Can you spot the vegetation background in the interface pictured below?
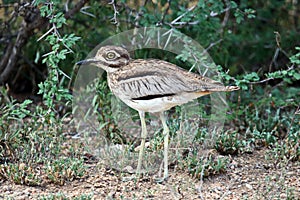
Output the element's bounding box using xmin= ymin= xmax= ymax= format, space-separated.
xmin=0 ymin=0 xmax=299 ymax=199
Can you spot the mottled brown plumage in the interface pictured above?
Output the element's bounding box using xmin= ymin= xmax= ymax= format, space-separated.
xmin=77 ymin=45 xmax=239 ymax=181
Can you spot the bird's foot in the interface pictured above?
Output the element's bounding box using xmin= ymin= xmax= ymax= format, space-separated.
xmin=153 ymin=173 xmax=168 ymax=183
xmin=121 ymin=175 xmax=140 ymax=182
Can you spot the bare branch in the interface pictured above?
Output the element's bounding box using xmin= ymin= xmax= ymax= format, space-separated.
xmin=221 ymin=0 xmax=231 ymax=30
xmin=0 ymin=0 xmax=89 ymax=85
xmin=64 ymin=0 xmax=89 ymax=19
xmin=157 ymin=0 xmax=171 ymax=26
xmin=0 ymin=5 xmax=47 ymax=85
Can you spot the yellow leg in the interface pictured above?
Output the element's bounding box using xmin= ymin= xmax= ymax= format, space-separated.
xmin=137 ymin=111 xmax=147 ymax=178
xmin=160 ymin=112 xmax=169 ymax=180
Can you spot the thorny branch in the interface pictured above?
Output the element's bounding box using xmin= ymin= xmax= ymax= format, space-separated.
xmin=160 ymin=2 xmax=232 ymax=29
xmin=249 ymin=64 xmax=298 ymax=84
xmin=108 ymin=0 xmax=119 ymax=26
xmin=168 ymin=5 xmax=199 ymax=28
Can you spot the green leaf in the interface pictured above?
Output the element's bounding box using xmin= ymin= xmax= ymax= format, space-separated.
xmin=293 ymin=72 xmax=300 ymax=80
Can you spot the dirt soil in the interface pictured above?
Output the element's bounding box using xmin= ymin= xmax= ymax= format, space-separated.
xmin=1 ymin=148 xmax=299 ymax=200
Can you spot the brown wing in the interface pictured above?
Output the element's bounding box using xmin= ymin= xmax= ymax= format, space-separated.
xmin=110 ymin=59 xmax=234 ymax=100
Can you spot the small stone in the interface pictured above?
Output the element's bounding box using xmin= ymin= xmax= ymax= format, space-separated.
xmin=280 ymin=193 xmax=287 ymax=199
xmin=245 ymin=183 xmax=253 ymax=190
xmin=2 ymin=185 xmax=12 ymax=192
xmin=19 ymin=163 xmax=26 ymax=170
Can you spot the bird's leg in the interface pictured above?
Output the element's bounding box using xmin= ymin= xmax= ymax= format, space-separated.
xmin=136 ymin=111 xmax=147 ymax=179
xmin=160 ymin=111 xmax=169 ymax=180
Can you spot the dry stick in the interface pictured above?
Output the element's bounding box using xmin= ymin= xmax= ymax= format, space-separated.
xmin=220 ymin=0 xmax=231 ymax=33
xmin=0 ymin=0 xmax=89 ymax=85
xmin=0 ymin=8 xmax=47 ymax=85
xmin=158 ymin=0 xmax=171 ymax=26
xmin=268 ymin=31 xmax=290 ymax=73
xmin=131 ymin=4 xmax=145 ymax=46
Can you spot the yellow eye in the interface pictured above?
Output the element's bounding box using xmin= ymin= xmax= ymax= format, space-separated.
xmin=106 ymin=52 xmax=116 ymax=59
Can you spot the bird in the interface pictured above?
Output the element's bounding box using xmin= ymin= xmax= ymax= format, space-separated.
xmin=76 ymin=45 xmax=239 ymax=181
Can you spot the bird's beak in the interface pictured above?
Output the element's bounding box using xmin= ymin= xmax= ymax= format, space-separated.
xmin=76 ymin=58 xmax=97 ymax=65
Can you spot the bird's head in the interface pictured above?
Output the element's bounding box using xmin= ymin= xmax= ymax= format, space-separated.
xmin=76 ymin=45 xmax=130 ymax=73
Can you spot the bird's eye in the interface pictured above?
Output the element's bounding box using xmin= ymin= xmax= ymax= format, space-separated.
xmin=106 ymin=52 xmax=116 ymax=60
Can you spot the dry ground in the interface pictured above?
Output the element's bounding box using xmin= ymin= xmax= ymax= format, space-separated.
xmin=1 ymin=148 xmax=299 ymax=200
